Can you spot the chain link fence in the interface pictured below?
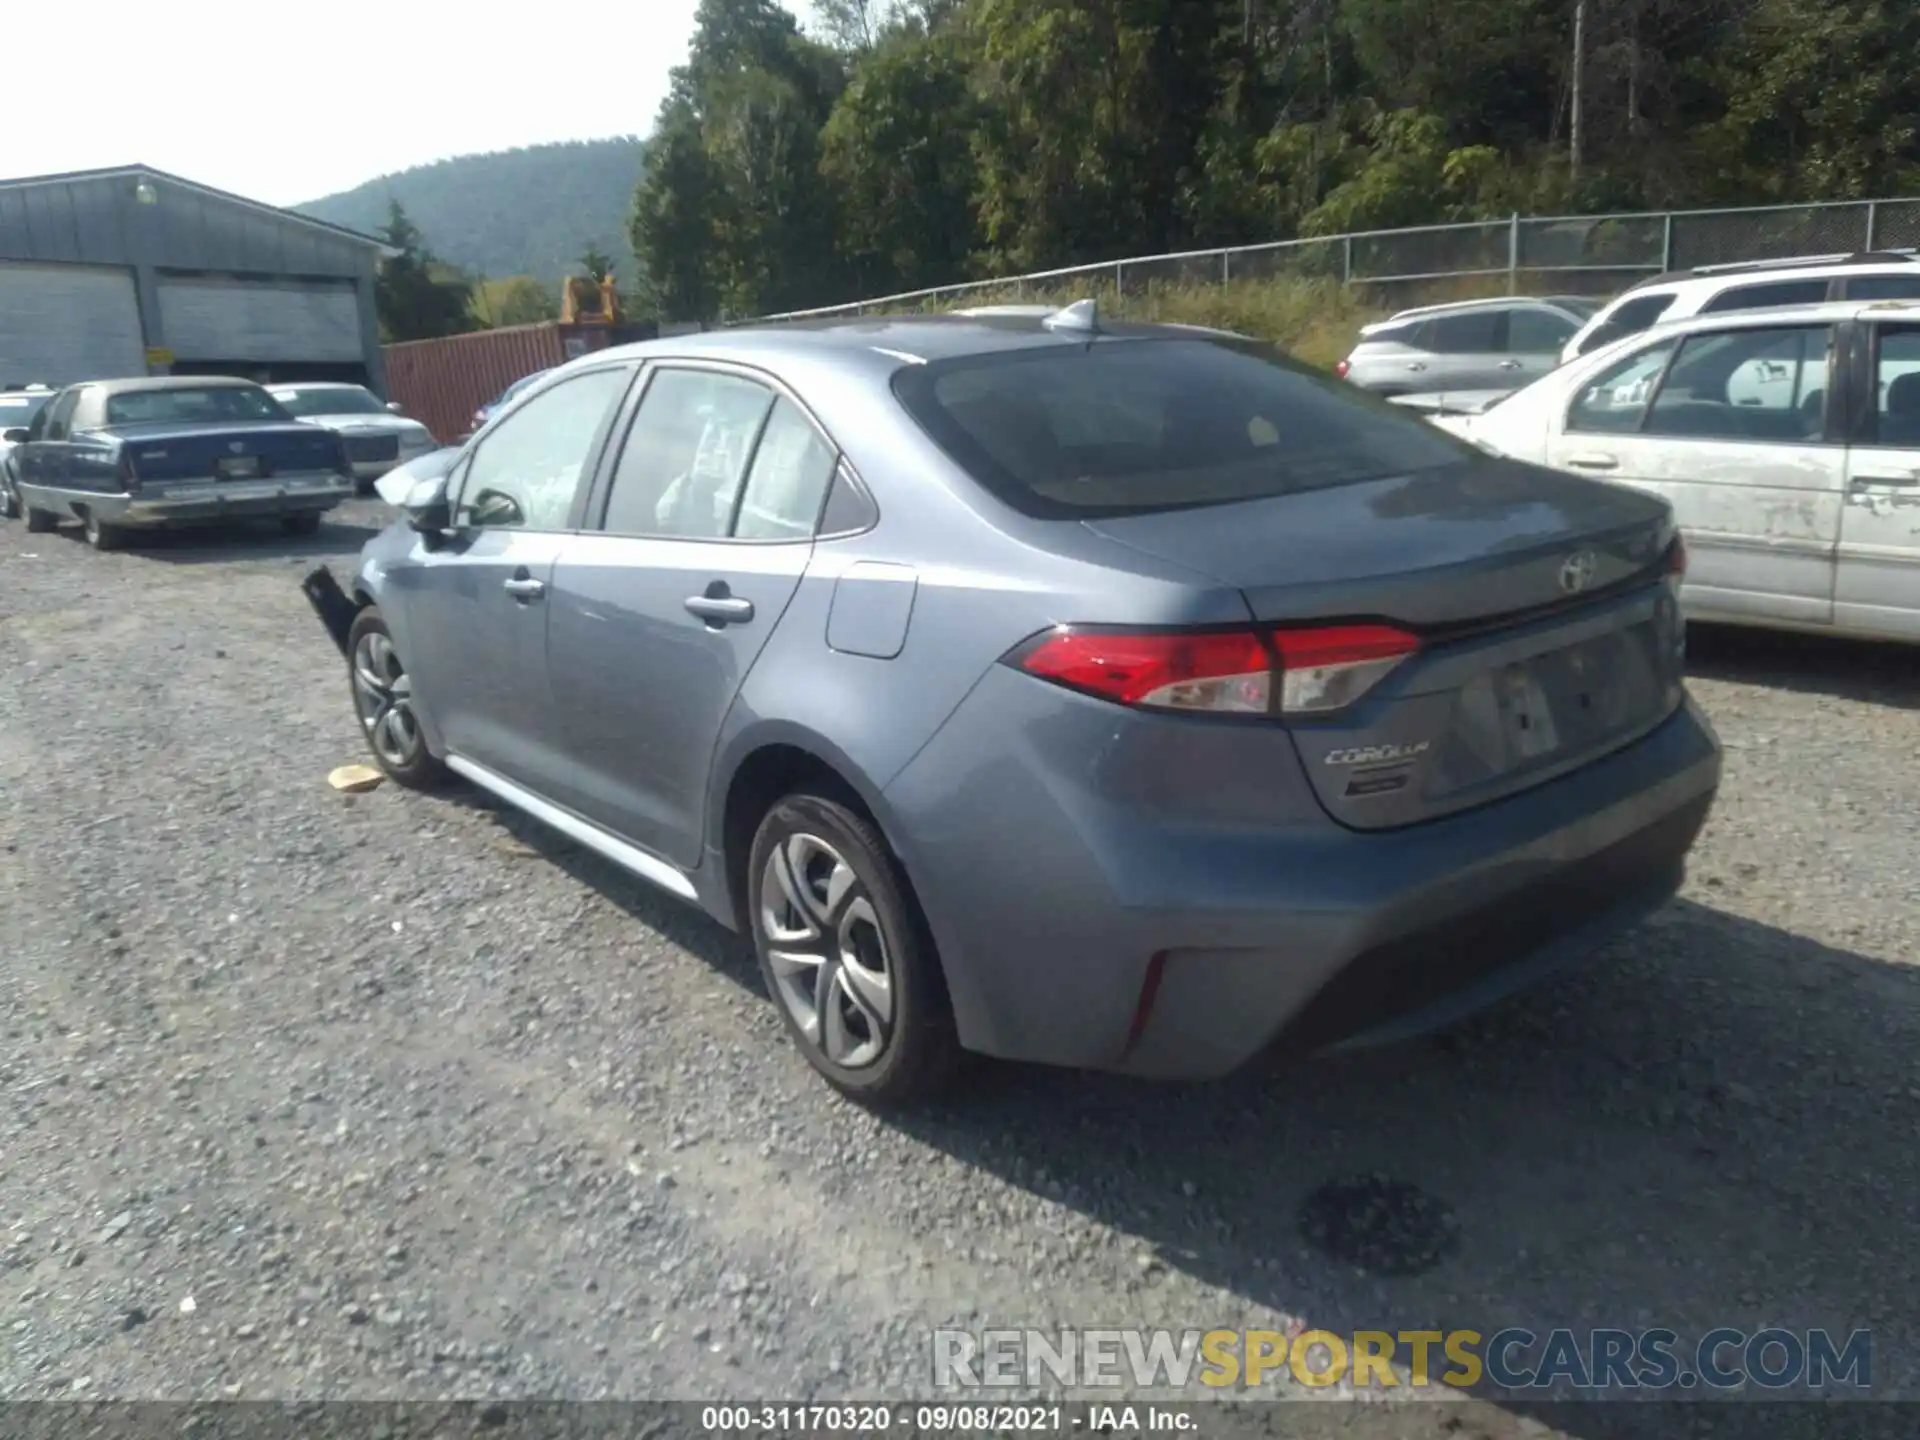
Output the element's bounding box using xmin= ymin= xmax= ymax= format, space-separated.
xmin=756 ymin=197 xmax=1920 ymax=322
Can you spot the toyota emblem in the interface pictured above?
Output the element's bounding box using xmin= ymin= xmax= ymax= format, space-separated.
xmin=1558 ymin=551 xmax=1599 ymax=594
xmin=228 ymin=440 xmax=245 ymax=453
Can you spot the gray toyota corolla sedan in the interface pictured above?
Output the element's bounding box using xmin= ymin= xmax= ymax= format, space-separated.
xmin=305 ymin=300 xmax=1721 ymax=1104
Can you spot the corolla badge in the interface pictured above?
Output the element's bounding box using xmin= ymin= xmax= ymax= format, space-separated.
xmin=1558 ymin=550 xmax=1599 ymax=594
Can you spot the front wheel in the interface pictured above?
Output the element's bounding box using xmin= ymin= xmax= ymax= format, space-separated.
xmin=346 ymin=607 xmax=448 ymax=790
xmin=0 ymin=476 xmax=18 ymax=521
xmin=24 ymin=506 xmax=57 ymax=534
xmin=747 ymin=792 xmax=960 ymax=1104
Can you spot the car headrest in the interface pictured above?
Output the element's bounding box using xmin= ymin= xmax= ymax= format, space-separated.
xmin=1886 ymin=371 xmax=1920 ymax=416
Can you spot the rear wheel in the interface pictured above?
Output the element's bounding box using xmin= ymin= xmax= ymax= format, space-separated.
xmin=24 ymin=506 xmax=56 ymax=534
xmin=347 ymin=607 xmax=448 ymax=790
xmin=82 ymin=511 xmax=126 ymax=550
xmin=747 ymin=791 xmax=960 ymax=1105
xmin=282 ymin=512 xmax=322 ymax=536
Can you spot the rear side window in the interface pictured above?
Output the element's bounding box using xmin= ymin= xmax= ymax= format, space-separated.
xmin=1868 ymin=326 xmax=1920 ymax=445
xmin=1362 ymin=320 xmax=1423 ymax=347
xmin=1698 ymin=279 xmax=1828 ymax=314
xmin=1575 ymin=292 xmax=1678 ymax=356
xmin=891 ymin=339 xmax=1471 ymax=519
xmin=1426 ymin=311 xmax=1504 ymax=353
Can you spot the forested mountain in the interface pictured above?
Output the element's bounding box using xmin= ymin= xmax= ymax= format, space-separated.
xmin=632 ymin=0 xmax=1920 ymax=321
xmin=299 ymin=139 xmax=647 ymax=284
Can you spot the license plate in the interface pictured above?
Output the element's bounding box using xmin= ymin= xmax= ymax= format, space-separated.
xmin=1498 ymin=663 xmax=1560 ymax=759
xmin=218 ymin=456 xmax=261 ymax=479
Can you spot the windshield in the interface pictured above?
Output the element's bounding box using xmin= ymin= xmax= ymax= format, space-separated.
xmin=105 ymin=385 xmax=292 ymax=426
xmin=891 ymin=338 xmax=1472 ymax=519
xmin=1549 ymin=296 xmax=1602 ymax=318
xmin=272 ymin=386 xmax=386 ymax=417
xmin=493 ymin=372 xmax=548 ymax=408
xmin=0 ymin=392 xmax=53 ymax=428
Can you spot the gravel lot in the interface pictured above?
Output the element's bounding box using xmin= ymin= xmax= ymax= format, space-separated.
xmin=2 ymin=499 xmax=1917 ymax=1438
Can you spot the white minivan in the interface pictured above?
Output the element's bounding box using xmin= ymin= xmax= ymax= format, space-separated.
xmin=1435 ymin=298 xmax=1920 ymax=643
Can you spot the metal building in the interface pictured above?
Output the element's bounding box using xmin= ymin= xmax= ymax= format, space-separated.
xmin=0 ymin=164 xmax=390 ymax=393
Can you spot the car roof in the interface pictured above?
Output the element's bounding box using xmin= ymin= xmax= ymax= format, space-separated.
xmin=579 ymin=308 xmax=1249 ymax=374
xmin=1381 ymin=295 xmax=1576 ymax=324
xmin=270 ymin=381 xmax=363 ymax=391
xmin=1577 ymin=297 xmax=1920 ymax=359
xmin=84 ymin=375 xmax=265 ymax=397
xmin=1616 ymin=253 xmax=1920 ymax=299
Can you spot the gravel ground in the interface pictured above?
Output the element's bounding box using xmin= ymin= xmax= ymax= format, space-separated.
xmin=2 ymin=500 xmax=1917 ymax=1439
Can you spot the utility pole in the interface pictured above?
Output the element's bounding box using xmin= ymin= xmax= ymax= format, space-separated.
xmin=1571 ymin=0 xmax=1587 ymax=181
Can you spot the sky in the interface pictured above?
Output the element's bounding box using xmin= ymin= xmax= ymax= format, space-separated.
xmin=3 ymin=0 xmax=723 ymax=208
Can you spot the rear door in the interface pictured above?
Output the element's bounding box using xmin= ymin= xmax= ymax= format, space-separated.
xmin=1836 ymin=321 xmax=1920 ymax=639
xmin=16 ymin=387 xmax=79 ymax=492
xmin=391 ymin=363 xmax=635 ymax=792
xmin=1545 ymin=321 xmax=1844 ymax=628
xmin=544 ymin=364 xmax=837 ymax=866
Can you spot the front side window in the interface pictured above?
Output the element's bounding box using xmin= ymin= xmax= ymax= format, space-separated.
xmin=1507 ymin=307 xmax=1580 ymax=355
xmin=104 ymin=385 xmax=290 ymax=426
xmin=456 ymin=367 xmax=631 ymax=530
xmin=1844 ymin=274 xmax=1920 ymax=302
xmin=42 ymin=389 xmax=81 ymax=440
xmin=1698 ymin=279 xmax=1828 ymax=315
xmin=1566 ymin=339 xmax=1679 ymax=433
xmin=1644 ymin=325 xmax=1830 ymax=442
xmin=1576 ymin=292 xmax=1678 ymax=356
xmin=1870 ymin=325 xmax=1920 ymax=446
xmin=600 ymin=369 xmax=776 ymax=538
xmin=893 ymin=338 xmax=1471 ymax=519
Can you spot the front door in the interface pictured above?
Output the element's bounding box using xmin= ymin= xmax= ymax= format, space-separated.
xmin=15 ymin=387 xmax=78 ymax=496
xmin=1836 ymin=322 xmax=1920 ymax=640
xmin=392 ymin=364 xmax=635 ymax=793
xmin=1548 ymin=322 xmax=1845 ymax=629
xmin=1422 ymin=308 xmax=1508 ymax=391
xmin=545 ymin=366 xmax=839 ymax=867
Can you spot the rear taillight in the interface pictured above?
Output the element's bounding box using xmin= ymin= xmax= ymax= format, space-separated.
xmin=1334 ymin=358 xmax=1351 ymax=379
xmin=116 ymin=449 xmax=138 ymax=490
xmin=1667 ymin=531 xmax=1688 ymax=578
xmin=1009 ymin=623 xmax=1421 ymax=717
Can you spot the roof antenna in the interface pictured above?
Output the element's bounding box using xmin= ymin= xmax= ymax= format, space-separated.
xmin=1043 ymin=297 xmax=1100 ymax=335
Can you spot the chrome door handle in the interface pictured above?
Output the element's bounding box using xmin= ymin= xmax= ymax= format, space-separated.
xmin=1406 ymin=362 xmax=1428 ymax=372
xmin=685 ymin=594 xmax=754 ymax=624
xmin=1564 ymin=452 xmax=1620 ymax=471
xmin=1498 ymin=359 xmax=1523 ymax=370
xmin=503 ymin=576 xmax=546 ymax=599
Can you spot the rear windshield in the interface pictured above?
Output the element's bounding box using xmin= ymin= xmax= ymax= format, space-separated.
xmin=106 ymin=385 xmax=291 ymax=426
xmin=0 ymin=392 xmax=52 ymax=424
xmin=891 ymin=338 xmax=1471 ymax=518
xmin=273 ymin=386 xmax=385 ymax=417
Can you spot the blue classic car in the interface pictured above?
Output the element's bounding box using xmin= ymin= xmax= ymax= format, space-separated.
xmin=5 ymin=376 xmax=355 ymax=550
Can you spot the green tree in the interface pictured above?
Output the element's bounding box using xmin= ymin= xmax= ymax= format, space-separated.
xmin=632 ymin=102 xmax=723 ymax=322
xmin=496 ymin=277 xmax=559 ymax=326
xmin=577 ymin=245 xmax=617 ymax=282
xmin=374 ymin=200 xmax=478 ymax=342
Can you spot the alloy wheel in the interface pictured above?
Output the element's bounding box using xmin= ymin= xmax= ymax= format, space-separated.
xmin=352 ymin=629 xmax=422 ymax=770
xmin=759 ymin=832 xmax=895 ymax=1069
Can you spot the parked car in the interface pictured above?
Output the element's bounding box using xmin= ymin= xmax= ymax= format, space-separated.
xmin=7 ymin=377 xmax=354 ymax=550
xmin=1337 ymin=296 xmax=1599 ymax=397
xmin=1426 ymin=296 xmax=1920 ymax=643
xmin=0 ymin=385 xmax=56 ymax=520
xmin=461 ymin=369 xmax=552 ymax=441
xmin=1558 ymin=250 xmax=1920 ymax=364
xmin=268 ymin=383 xmax=438 ymax=492
xmin=304 ymin=300 xmax=1720 ymax=1103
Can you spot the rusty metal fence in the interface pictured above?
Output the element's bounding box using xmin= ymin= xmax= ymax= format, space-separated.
xmin=756 ymin=196 xmax=1920 ymax=322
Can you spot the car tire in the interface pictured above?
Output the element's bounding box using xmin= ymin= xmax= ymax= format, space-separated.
xmin=0 ymin=478 xmax=18 ymax=521
xmin=282 ymin=512 xmax=322 ymax=536
xmin=747 ymin=791 xmax=961 ymax=1105
xmin=346 ymin=607 xmax=449 ymax=791
xmin=24 ymin=506 xmax=56 ymax=533
xmin=82 ymin=511 xmax=126 ymax=550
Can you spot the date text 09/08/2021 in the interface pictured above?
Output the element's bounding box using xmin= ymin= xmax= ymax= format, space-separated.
xmin=699 ymin=1404 xmax=1179 ymax=1434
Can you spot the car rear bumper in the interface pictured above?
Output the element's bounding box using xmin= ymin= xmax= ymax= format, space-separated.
xmin=879 ymin=670 xmax=1721 ymax=1079
xmin=18 ymin=473 xmax=353 ymax=527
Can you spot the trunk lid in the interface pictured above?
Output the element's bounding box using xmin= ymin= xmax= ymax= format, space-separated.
xmin=1083 ymin=458 xmax=1687 ymax=830
xmin=112 ymin=422 xmax=342 ymax=484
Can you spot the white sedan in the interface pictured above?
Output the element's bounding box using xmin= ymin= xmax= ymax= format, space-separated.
xmin=270 ymin=383 xmax=438 ymax=491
